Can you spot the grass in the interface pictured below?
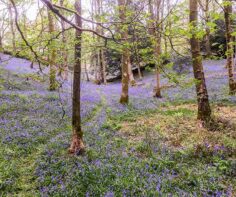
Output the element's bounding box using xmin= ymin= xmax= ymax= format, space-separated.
xmin=116 ymin=104 xmax=236 ymax=150
xmin=0 ymin=66 xmax=236 ymax=196
xmin=107 ymin=103 xmax=236 ymax=194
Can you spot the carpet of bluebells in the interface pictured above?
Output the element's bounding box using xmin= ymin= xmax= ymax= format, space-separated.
xmin=0 ymin=53 xmax=235 ymax=196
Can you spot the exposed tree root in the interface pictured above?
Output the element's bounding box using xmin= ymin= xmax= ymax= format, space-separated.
xmin=68 ymin=134 xmax=85 ymax=155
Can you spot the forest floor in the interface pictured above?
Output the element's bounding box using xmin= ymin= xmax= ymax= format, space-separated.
xmin=0 ymin=53 xmax=236 ymax=196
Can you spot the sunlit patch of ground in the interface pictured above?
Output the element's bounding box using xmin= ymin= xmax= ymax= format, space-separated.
xmin=118 ymin=104 xmax=236 ymax=152
xmin=106 ymin=103 xmax=236 ymax=195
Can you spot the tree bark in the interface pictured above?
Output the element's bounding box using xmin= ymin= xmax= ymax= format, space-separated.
xmin=205 ymin=0 xmax=212 ymax=58
xmin=96 ymin=0 xmax=103 ymax=84
xmin=69 ymin=0 xmax=85 ymax=155
xmin=205 ymin=28 xmax=211 ymax=57
xmin=128 ymin=57 xmax=136 ymax=86
xmin=91 ymin=0 xmax=98 ymax=83
xmin=161 ymin=0 xmax=167 ymax=54
xmin=0 ymin=36 xmax=3 ymax=52
xmin=118 ymin=0 xmax=129 ymax=104
xmin=0 ymin=11 xmax=7 ymax=52
xmin=94 ymin=0 xmax=107 ymax=84
xmin=166 ymin=0 xmax=172 ymax=54
xmin=133 ymin=32 xmax=143 ymax=80
xmin=189 ymin=0 xmax=211 ymax=122
xmin=127 ymin=0 xmax=136 ymax=86
xmin=60 ymin=0 xmax=68 ymax=80
xmin=22 ymin=11 xmax=27 ymax=52
xmin=47 ymin=1 xmax=57 ymax=91
xmin=224 ymin=0 xmax=236 ymax=94
xmin=148 ymin=0 xmax=162 ymax=98
xmin=155 ymin=0 xmax=162 ymax=98
xmin=8 ymin=4 xmax=16 ymax=54
xmin=84 ymin=60 xmax=90 ymax=82
xmin=101 ymin=49 xmax=107 ymax=84
xmin=136 ymin=62 xmax=143 ymax=80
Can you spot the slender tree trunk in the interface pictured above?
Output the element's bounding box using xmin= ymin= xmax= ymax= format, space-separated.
xmin=94 ymin=0 xmax=107 ymax=84
xmin=205 ymin=0 xmax=211 ymax=58
xmin=205 ymin=28 xmax=211 ymax=57
xmin=47 ymin=1 xmax=57 ymax=91
xmin=84 ymin=60 xmax=90 ymax=82
xmin=101 ymin=49 xmax=107 ymax=84
xmin=128 ymin=58 xmax=136 ymax=86
xmin=148 ymin=0 xmax=162 ymax=98
xmin=137 ymin=62 xmax=143 ymax=80
xmin=100 ymin=2 xmax=107 ymax=85
xmin=60 ymin=0 xmax=68 ymax=80
xmin=135 ymin=51 xmax=143 ymax=80
xmin=96 ymin=49 xmax=102 ymax=83
xmin=166 ymin=0 xmax=172 ymax=54
xmin=98 ymin=49 xmax=103 ymax=83
xmin=22 ymin=11 xmax=27 ymax=52
xmin=126 ymin=0 xmax=136 ymax=86
xmin=0 ymin=14 xmax=6 ymax=52
xmin=155 ymin=0 xmax=162 ymax=97
xmin=91 ymin=0 xmax=98 ymax=83
xmin=133 ymin=32 xmax=143 ymax=80
xmin=8 ymin=4 xmax=16 ymax=54
xmin=118 ymin=0 xmax=129 ymax=104
xmin=0 ymin=36 xmax=3 ymax=52
xmin=161 ymin=0 xmax=167 ymax=54
xmin=93 ymin=0 xmax=104 ymax=84
xmin=38 ymin=0 xmax=46 ymax=59
xmin=96 ymin=0 xmax=103 ymax=83
xmin=30 ymin=62 xmax=34 ymax=69
xmin=189 ymin=0 xmax=211 ymax=122
xmin=95 ymin=58 xmax=99 ymax=82
xmin=224 ymin=0 xmax=236 ymax=94
xmin=69 ymin=0 xmax=85 ymax=155
xmin=23 ymin=12 xmax=27 ymax=33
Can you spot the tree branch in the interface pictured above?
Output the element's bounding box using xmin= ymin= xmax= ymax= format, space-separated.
xmin=41 ymin=0 xmax=112 ymax=40
xmin=9 ymin=0 xmax=48 ymax=71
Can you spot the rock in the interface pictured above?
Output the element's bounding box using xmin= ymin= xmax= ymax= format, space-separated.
xmin=172 ymin=56 xmax=192 ymax=74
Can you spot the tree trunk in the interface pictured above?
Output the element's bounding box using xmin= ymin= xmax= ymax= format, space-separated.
xmin=205 ymin=27 xmax=211 ymax=57
xmin=0 ymin=11 xmax=7 ymax=53
xmin=84 ymin=60 xmax=90 ymax=82
xmin=133 ymin=33 xmax=143 ymax=80
xmin=126 ymin=0 xmax=136 ymax=86
xmin=96 ymin=0 xmax=103 ymax=83
xmin=47 ymin=2 xmax=57 ymax=91
xmin=161 ymin=0 xmax=167 ymax=54
xmin=137 ymin=63 xmax=143 ymax=80
xmin=148 ymin=0 xmax=162 ymax=98
xmin=90 ymin=0 xmax=98 ymax=83
xmin=99 ymin=50 xmax=103 ymax=83
xmin=128 ymin=58 xmax=136 ymax=86
xmin=22 ymin=11 xmax=27 ymax=52
xmin=69 ymin=0 xmax=85 ymax=155
xmin=8 ymin=4 xmax=16 ymax=54
xmin=135 ymin=49 xmax=143 ymax=80
xmin=101 ymin=49 xmax=107 ymax=84
xmin=189 ymin=0 xmax=211 ymax=122
xmin=118 ymin=0 xmax=129 ymax=104
xmin=94 ymin=0 xmax=107 ymax=84
xmin=94 ymin=0 xmax=104 ymax=84
xmin=60 ymin=0 xmax=68 ymax=80
xmin=205 ymin=0 xmax=212 ymax=58
xmin=224 ymin=0 xmax=236 ymax=94
xmin=0 ymin=36 xmax=3 ymax=52
xmin=155 ymin=0 xmax=162 ymax=98
xmin=99 ymin=0 xmax=107 ymax=84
